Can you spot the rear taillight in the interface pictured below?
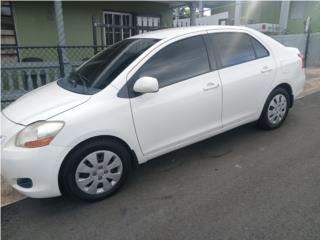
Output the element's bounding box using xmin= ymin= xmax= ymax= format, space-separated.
xmin=298 ymin=53 xmax=304 ymax=68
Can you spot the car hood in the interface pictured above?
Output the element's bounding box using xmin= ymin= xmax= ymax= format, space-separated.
xmin=2 ymin=81 xmax=91 ymax=125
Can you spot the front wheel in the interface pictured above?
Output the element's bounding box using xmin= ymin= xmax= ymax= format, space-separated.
xmin=59 ymin=139 xmax=131 ymax=201
xmin=258 ymin=88 xmax=290 ymax=130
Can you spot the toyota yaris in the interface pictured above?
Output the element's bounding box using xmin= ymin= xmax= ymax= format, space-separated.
xmin=1 ymin=26 xmax=305 ymax=201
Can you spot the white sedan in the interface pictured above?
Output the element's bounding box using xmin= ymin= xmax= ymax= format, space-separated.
xmin=1 ymin=26 xmax=305 ymax=201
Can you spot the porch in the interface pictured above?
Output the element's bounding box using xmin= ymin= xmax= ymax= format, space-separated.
xmin=1 ymin=25 xmax=162 ymax=106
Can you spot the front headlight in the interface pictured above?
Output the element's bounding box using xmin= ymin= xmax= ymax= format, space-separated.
xmin=16 ymin=121 xmax=64 ymax=148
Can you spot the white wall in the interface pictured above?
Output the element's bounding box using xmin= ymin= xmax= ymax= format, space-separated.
xmin=173 ymin=12 xmax=229 ymax=27
xmin=272 ymin=33 xmax=320 ymax=67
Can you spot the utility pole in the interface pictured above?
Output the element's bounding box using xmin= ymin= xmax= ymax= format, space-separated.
xmin=234 ymin=0 xmax=242 ymax=25
xmin=199 ymin=0 xmax=204 ymax=17
xmin=279 ymin=1 xmax=290 ymax=33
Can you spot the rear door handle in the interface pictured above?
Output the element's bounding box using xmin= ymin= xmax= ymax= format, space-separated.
xmin=203 ymin=82 xmax=219 ymax=91
xmin=261 ymin=66 xmax=272 ymax=73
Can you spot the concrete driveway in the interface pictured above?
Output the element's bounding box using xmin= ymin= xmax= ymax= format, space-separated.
xmin=2 ymin=92 xmax=320 ymax=240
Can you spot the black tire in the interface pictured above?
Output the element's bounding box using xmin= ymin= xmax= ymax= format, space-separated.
xmin=258 ymin=87 xmax=290 ymax=130
xmin=59 ymin=139 xmax=132 ymax=202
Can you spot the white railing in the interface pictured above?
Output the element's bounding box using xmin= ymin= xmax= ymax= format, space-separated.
xmin=1 ymin=45 xmax=99 ymax=106
xmin=1 ymin=62 xmax=61 ymax=102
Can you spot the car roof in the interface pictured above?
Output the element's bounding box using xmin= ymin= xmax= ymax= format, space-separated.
xmin=130 ymin=25 xmax=252 ymax=40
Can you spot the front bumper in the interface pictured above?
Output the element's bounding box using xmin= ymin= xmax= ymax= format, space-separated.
xmin=1 ymin=113 xmax=71 ymax=198
xmin=2 ymin=145 xmax=71 ymax=198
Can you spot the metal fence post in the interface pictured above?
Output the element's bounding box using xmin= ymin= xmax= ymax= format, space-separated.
xmin=304 ymin=17 xmax=312 ymax=67
xmin=92 ymin=16 xmax=98 ymax=54
xmin=54 ymin=0 xmax=69 ymax=77
xmin=57 ymin=46 xmax=65 ymax=77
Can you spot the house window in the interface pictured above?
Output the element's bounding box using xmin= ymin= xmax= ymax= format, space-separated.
xmin=102 ymin=12 xmax=161 ymax=46
xmin=1 ymin=1 xmax=19 ymax=62
xmin=103 ymin=11 xmax=133 ymax=46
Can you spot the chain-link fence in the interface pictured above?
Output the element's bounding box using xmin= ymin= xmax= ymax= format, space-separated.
xmin=1 ymin=19 xmax=166 ymax=108
xmin=1 ymin=45 xmax=104 ymax=107
xmin=1 ymin=21 xmax=165 ymax=108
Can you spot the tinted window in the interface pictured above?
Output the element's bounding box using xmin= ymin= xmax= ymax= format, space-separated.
xmin=133 ymin=35 xmax=210 ymax=88
xmin=58 ymin=38 xmax=159 ymax=94
xmin=250 ymin=36 xmax=269 ymax=58
xmin=210 ymin=32 xmax=256 ymax=67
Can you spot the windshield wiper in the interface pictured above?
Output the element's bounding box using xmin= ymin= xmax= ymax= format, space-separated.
xmin=69 ymin=70 xmax=89 ymax=93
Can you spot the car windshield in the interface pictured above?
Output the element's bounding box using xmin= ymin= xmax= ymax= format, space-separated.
xmin=58 ymin=38 xmax=160 ymax=95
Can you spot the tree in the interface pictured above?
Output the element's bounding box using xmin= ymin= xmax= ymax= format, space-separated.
xmin=179 ymin=7 xmax=190 ymax=19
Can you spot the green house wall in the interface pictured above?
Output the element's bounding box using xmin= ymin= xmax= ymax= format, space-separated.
xmin=241 ymin=1 xmax=281 ymax=24
xmin=12 ymin=1 xmax=172 ymax=46
xmin=11 ymin=1 xmax=320 ymax=47
xmin=286 ymin=1 xmax=320 ymax=33
xmin=211 ymin=1 xmax=281 ymax=24
xmin=211 ymin=1 xmax=319 ymax=33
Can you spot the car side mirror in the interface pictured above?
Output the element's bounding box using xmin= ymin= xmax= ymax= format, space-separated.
xmin=133 ymin=76 xmax=159 ymax=94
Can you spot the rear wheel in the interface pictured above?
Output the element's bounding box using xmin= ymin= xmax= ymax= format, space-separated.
xmin=60 ymin=139 xmax=131 ymax=201
xmin=258 ymin=88 xmax=290 ymax=130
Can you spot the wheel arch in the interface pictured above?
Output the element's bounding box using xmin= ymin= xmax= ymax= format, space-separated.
xmin=58 ymin=135 xmax=139 ymax=195
xmin=273 ymin=83 xmax=294 ymax=107
xmin=258 ymin=82 xmax=294 ymax=119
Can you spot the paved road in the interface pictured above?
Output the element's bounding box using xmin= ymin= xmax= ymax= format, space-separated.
xmin=2 ymin=93 xmax=320 ymax=240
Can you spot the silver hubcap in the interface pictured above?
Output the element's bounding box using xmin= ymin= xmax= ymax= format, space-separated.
xmin=267 ymin=94 xmax=287 ymax=125
xmin=75 ymin=150 xmax=123 ymax=195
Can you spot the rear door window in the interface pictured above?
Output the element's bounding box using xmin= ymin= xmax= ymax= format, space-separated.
xmin=208 ymin=32 xmax=256 ymax=68
xmin=250 ymin=36 xmax=269 ymax=58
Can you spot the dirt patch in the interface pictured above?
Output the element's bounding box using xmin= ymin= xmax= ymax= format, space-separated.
xmin=1 ymin=177 xmax=25 ymax=207
xmin=300 ymin=68 xmax=320 ymax=98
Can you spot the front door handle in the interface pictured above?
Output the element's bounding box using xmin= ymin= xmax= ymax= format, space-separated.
xmin=261 ymin=66 xmax=272 ymax=73
xmin=203 ymin=82 xmax=219 ymax=91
